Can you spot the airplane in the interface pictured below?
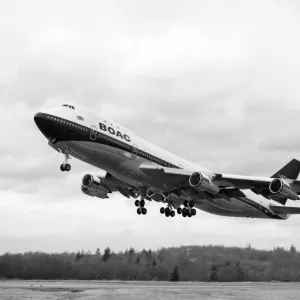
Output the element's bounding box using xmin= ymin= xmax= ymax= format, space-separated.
xmin=34 ymin=103 xmax=300 ymax=220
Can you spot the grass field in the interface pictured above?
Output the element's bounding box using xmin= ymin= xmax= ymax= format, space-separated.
xmin=0 ymin=280 xmax=299 ymax=300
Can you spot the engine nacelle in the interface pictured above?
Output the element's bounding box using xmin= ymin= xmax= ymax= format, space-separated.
xmin=82 ymin=174 xmax=110 ymax=193
xmin=189 ymin=172 xmax=219 ymax=194
xmin=81 ymin=174 xmax=110 ymax=199
xmin=269 ymin=178 xmax=299 ymax=200
xmin=81 ymin=185 xmax=108 ymax=199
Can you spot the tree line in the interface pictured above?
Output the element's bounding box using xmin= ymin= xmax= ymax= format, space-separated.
xmin=0 ymin=245 xmax=299 ymax=281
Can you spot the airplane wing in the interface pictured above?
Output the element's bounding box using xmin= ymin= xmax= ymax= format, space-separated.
xmin=139 ymin=162 xmax=300 ymax=194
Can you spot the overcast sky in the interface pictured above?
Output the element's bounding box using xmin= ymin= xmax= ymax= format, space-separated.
xmin=2 ymin=0 xmax=300 ymax=254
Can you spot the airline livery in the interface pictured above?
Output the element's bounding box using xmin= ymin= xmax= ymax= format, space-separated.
xmin=34 ymin=104 xmax=300 ymax=220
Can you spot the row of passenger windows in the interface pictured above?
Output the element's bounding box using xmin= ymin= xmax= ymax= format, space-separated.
xmin=47 ymin=114 xmax=176 ymax=168
xmin=47 ymin=115 xmax=88 ymax=132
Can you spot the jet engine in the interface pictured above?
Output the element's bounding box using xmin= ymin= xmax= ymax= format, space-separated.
xmin=81 ymin=174 xmax=110 ymax=199
xmin=269 ymin=178 xmax=299 ymax=200
xmin=189 ymin=172 xmax=219 ymax=194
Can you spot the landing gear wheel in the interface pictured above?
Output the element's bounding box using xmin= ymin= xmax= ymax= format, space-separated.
xmin=140 ymin=199 xmax=145 ymax=208
xmin=137 ymin=207 xmax=142 ymax=215
xmin=187 ymin=211 xmax=192 ymax=218
xmin=135 ymin=200 xmax=140 ymax=207
xmin=65 ymin=163 xmax=71 ymax=172
xmin=165 ymin=207 xmax=171 ymax=214
xmin=142 ymin=208 xmax=147 ymax=215
xmin=177 ymin=207 xmax=182 ymax=214
xmin=182 ymin=211 xmax=187 ymax=217
xmin=165 ymin=210 xmax=170 ymax=217
xmin=60 ymin=164 xmax=65 ymax=172
xmin=191 ymin=208 xmax=196 ymax=216
xmin=189 ymin=201 xmax=195 ymax=208
xmin=170 ymin=210 xmax=175 ymax=217
xmin=184 ymin=200 xmax=189 ymax=207
xmin=160 ymin=207 xmax=165 ymax=214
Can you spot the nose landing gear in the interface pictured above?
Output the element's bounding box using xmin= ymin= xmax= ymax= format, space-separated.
xmin=60 ymin=149 xmax=72 ymax=172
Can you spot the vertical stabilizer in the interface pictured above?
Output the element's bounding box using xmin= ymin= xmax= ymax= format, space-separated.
xmin=271 ymin=159 xmax=300 ymax=179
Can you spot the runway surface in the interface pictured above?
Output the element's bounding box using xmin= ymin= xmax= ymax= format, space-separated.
xmin=0 ymin=280 xmax=300 ymax=299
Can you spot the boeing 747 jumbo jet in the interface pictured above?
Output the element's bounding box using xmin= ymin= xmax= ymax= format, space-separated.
xmin=34 ymin=104 xmax=300 ymax=220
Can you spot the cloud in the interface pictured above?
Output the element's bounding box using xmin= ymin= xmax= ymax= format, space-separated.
xmin=1 ymin=0 xmax=300 ymax=253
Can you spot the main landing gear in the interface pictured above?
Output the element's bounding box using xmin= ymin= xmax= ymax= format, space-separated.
xmin=177 ymin=200 xmax=196 ymax=218
xmin=160 ymin=206 xmax=176 ymax=218
xmin=161 ymin=200 xmax=196 ymax=218
xmin=135 ymin=199 xmax=147 ymax=215
xmin=60 ymin=149 xmax=71 ymax=172
xmin=134 ymin=189 xmax=147 ymax=215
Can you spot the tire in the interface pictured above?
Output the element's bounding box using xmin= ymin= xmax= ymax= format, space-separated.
xmin=182 ymin=212 xmax=187 ymax=218
xmin=60 ymin=164 xmax=65 ymax=171
xmin=137 ymin=207 xmax=142 ymax=215
xmin=165 ymin=210 xmax=170 ymax=217
xmin=191 ymin=208 xmax=196 ymax=216
xmin=140 ymin=199 xmax=145 ymax=207
xmin=188 ymin=211 xmax=192 ymax=218
xmin=135 ymin=200 xmax=140 ymax=207
xmin=165 ymin=207 xmax=171 ymax=214
xmin=184 ymin=200 xmax=189 ymax=207
xmin=142 ymin=208 xmax=147 ymax=215
xmin=189 ymin=201 xmax=195 ymax=208
xmin=177 ymin=207 xmax=182 ymax=214
xmin=65 ymin=164 xmax=71 ymax=172
xmin=160 ymin=207 xmax=165 ymax=214
xmin=170 ymin=211 xmax=175 ymax=217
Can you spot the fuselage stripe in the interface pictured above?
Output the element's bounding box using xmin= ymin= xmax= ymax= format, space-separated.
xmin=45 ymin=114 xmax=180 ymax=169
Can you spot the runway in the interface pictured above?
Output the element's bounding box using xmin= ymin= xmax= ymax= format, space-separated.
xmin=0 ymin=280 xmax=299 ymax=299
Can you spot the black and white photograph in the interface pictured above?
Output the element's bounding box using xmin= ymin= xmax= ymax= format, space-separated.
xmin=1 ymin=0 xmax=300 ymax=299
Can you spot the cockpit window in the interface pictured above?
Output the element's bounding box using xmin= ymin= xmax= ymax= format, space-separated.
xmin=62 ymin=104 xmax=75 ymax=110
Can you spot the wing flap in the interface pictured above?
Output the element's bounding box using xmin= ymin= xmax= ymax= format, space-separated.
xmin=270 ymin=206 xmax=300 ymax=214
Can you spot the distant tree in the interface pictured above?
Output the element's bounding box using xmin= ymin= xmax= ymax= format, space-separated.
xmin=102 ymin=247 xmax=111 ymax=262
xmin=128 ymin=247 xmax=135 ymax=256
xmin=152 ymin=259 xmax=157 ymax=267
xmin=75 ymin=251 xmax=83 ymax=261
xmin=236 ymin=261 xmax=244 ymax=281
xmin=169 ymin=265 xmax=180 ymax=282
xmin=95 ymin=248 xmax=100 ymax=255
xmin=290 ymin=245 xmax=297 ymax=255
xmin=209 ymin=264 xmax=218 ymax=281
xmin=135 ymin=256 xmax=141 ymax=265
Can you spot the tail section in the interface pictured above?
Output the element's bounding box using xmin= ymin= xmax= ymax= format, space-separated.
xmin=271 ymin=159 xmax=300 ymax=179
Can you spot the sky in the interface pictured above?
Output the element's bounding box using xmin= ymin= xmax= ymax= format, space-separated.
xmin=1 ymin=0 xmax=300 ymax=254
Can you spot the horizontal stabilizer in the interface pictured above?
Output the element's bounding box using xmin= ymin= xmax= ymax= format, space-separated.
xmin=270 ymin=206 xmax=300 ymax=214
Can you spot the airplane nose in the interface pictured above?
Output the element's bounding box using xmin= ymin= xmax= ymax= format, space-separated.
xmin=34 ymin=112 xmax=50 ymax=138
xmin=34 ymin=112 xmax=43 ymax=127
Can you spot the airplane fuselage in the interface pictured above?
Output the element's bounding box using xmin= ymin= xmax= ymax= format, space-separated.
xmin=34 ymin=104 xmax=289 ymax=220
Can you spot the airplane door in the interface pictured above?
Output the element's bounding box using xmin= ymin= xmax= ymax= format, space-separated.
xmin=90 ymin=125 xmax=97 ymax=140
xmin=132 ymin=143 xmax=138 ymax=158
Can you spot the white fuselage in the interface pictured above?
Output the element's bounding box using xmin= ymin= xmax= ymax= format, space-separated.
xmin=35 ymin=104 xmax=288 ymax=220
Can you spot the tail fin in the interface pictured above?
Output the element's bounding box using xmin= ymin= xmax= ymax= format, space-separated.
xmin=272 ymin=159 xmax=300 ymax=179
